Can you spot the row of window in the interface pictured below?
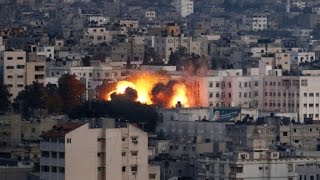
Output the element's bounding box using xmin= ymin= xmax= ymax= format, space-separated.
xmin=41 ymin=166 xmax=64 ymax=173
xmin=121 ymin=151 xmax=138 ymax=157
xmin=6 ymin=84 xmax=24 ymax=88
xmin=209 ymin=92 xmax=259 ymax=99
xmin=6 ymin=56 xmax=24 ymax=60
xmin=121 ymin=165 xmax=138 ymax=173
xmin=209 ymin=81 xmax=259 ymax=88
xmin=5 ymin=65 xmax=25 ymax=69
xmin=265 ymin=92 xmax=299 ymax=97
xmin=41 ymin=151 xmax=65 ymax=159
xmin=264 ymin=80 xmax=300 ymax=87
xmin=7 ymin=75 xmax=24 ymax=79
xmin=42 ymin=138 xmax=65 ymax=143
xmin=264 ymin=102 xmax=298 ymax=108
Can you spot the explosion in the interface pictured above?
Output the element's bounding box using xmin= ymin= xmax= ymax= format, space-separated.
xmin=104 ymin=72 xmax=191 ymax=108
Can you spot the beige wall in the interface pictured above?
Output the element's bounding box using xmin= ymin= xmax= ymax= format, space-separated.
xmin=65 ymin=124 xmax=102 ymax=180
xmin=1 ymin=50 xmax=26 ymax=100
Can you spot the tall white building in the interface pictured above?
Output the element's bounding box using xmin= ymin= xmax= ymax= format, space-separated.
xmin=174 ymin=0 xmax=194 ymax=18
xmin=0 ymin=50 xmax=27 ymax=100
xmin=40 ymin=122 xmax=160 ymax=180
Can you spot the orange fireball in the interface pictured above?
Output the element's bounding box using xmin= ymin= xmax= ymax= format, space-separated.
xmin=105 ymin=71 xmax=192 ymax=108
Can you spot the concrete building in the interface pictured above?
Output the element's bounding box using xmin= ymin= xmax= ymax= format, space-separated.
xmin=154 ymin=36 xmax=201 ymax=61
xmin=110 ymin=37 xmax=145 ymax=68
xmin=0 ymin=158 xmax=34 ymax=180
xmin=174 ymin=0 xmax=194 ymax=18
xmin=252 ymin=15 xmax=268 ymax=31
xmin=40 ymin=122 xmax=159 ymax=180
xmin=85 ymin=27 xmax=112 ymax=45
xmin=0 ymin=50 xmax=27 ymax=99
xmin=145 ymin=11 xmax=156 ymax=21
xmin=0 ymin=114 xmax=22 ymax=150
xmin=36 ymin=46 xmax=54 ymax=59
xmin=26 ymin=53 xmax=46 ymax=85
xmin=296 ymin=163 xmax=320 ymax=180
xmin=196 ymin=150 xmax=320 ymax=180
xmin=227 ymin=116 xmax=320 ymax=151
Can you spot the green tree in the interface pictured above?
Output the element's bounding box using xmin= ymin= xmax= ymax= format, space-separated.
xmin=58 ymin=74 xmax=86 ymax=113
xmin=14 ymin=82 xmax=47 ymax=118
xmin=0 ymin=83 xmax=11 ymax=113
xmin=44 ymin=84 xmax=63 ymax=114
xmin=69 ymin=100 xmax=158 ymax=132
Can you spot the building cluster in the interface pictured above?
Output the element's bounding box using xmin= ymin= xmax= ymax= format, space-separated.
xmin=2 ymin=0 xmax=320 ymax=180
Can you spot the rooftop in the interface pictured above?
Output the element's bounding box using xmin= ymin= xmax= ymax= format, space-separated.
xmin=42 ymin=122 xmax=85 ymax=138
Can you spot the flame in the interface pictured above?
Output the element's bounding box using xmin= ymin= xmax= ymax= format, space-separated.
xmin=170 ymin=83 xmax=189 ymax=107
xmin=104 ymin=72 xmax=191 ymax=108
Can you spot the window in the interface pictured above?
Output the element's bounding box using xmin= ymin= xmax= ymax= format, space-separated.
xmin=41 ymin=166 xmax=49 ymax=172
xmin=6 ymin=66 xmax=14 ymax=69
xmin=41 ymin=151 xmax=49 ymax=158
xmin=209 ymin=82 xmax=213 ymax=88
xmin=122 ymin=137 xmax=126 ymax=141
xmin=6 ymin=57 xmax=13 ymax=60
xmin=59 ymin=152 xmax=65 ymax=159
xmin=31 ymin=128 xmax=35 ymax=133
xmin=17 ymin=84 xmax=24 ymax=88
xmin=259 ymin=167 xmax=263 ymax=170
xmin=283 ymin=132 xmax=288 ymax=136
xmin=122 ymin=152 xmax=126 ymax=156
xmin=17 ymin=65 xmax=25 ymax=69
xmin=67 ymin=138 xmax=71 ymax=143
xmin=17 ymin=56 xmax=24 ymax=60
xmin=131 ymin=137 xmax=138 ymax=144
xmin=51 ymin=152 xmax=57 ymax=158
xmin=149 ymin=174 xmax=156 ymax=179
xmin=288 ymin=164 xmax=293 ymax=172
xmin=17 ymin=75 xmax=23 ymax=78
xmin=131 ymin=151 xmax=138 ymax=156
xmin=216 ymin=83 xmax=220 ymax=88
xmin=131 ymin=166 xmax=138 ymax=172
xmin=59 ymin=167 xmax=65 ymax=173
xmin=122 ymin=166 xmax=126 ymax=172
xmin=7 ymin=75 xmax=13 ymax=78
xmin=52 ymin=166 xmax=57 ymax=173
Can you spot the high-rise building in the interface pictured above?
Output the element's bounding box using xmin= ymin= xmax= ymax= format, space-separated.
xmin=0 ymin=50 xmax=27 ymax=100
xmin=40 ymin=122 xmax=160 ymax=180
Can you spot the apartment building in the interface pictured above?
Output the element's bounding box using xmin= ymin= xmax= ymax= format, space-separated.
xmin=111 ymin=37 xmax=145 ymax=68
xmin=145 ymin=11 xmax=156 ymax=21
xmin=40 ymin=122 xmax=159 ymax=180
xmin=26 ymin=53 xmax=46 ymax=85
xmin=262 ymin=75 xmax=320 ymax=121
xmin=227 ymin=116 xmax=320 ymax=151
xmin=194 ymin=74 xmax=261 ymax=108
xmin=85 ymin=27 xmax=112 ymax=45
xmin=36 ymin=46 xmax=54 ymax=59
xmin=252 ymin=15 xmax=268 ymax=31
xmin=174 ymin=0 xmax=194 ymax=18
xmin=154 ymin=36 xmax=201 ymax=61
xmin=196 ymin=150 xmax=320 ymax=180
xmin=0 ymin=50 xmax=26 ymax=99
